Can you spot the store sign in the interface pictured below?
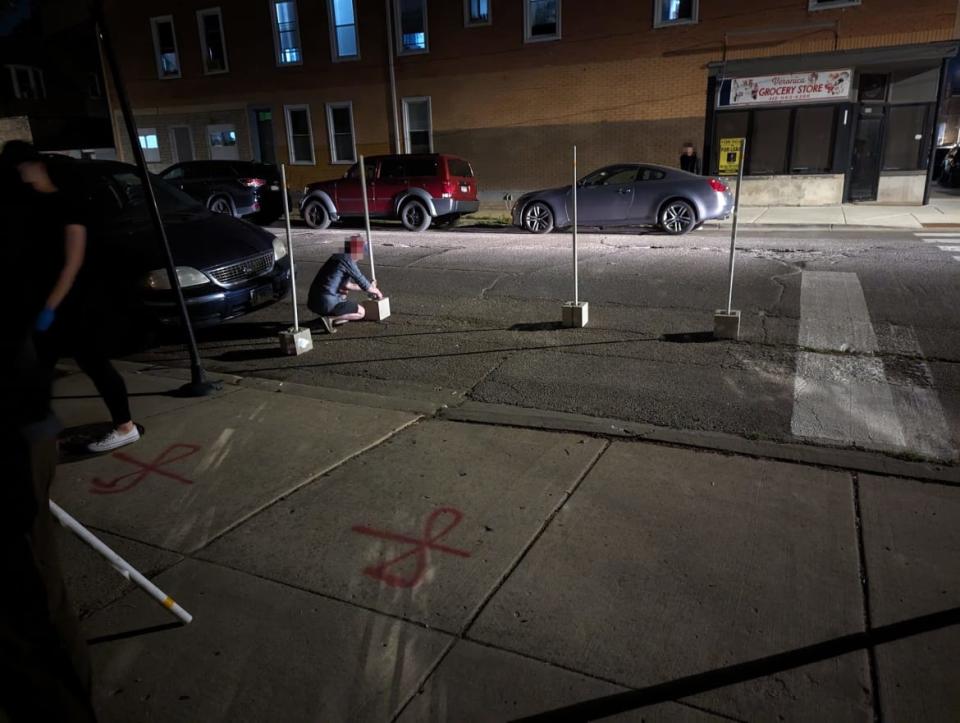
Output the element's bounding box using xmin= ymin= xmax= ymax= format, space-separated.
xmin=722 ymin=69 xmax=852 ymax=107
xmin=718 ymin=138 xmax=744 ymax=176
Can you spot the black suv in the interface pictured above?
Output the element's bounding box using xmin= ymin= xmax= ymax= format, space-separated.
xmin=159 ymin=160 xmax=285 ymax=223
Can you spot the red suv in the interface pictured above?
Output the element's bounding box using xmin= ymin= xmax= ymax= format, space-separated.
xmin=299 ymin=154 xmax=479 ymax=231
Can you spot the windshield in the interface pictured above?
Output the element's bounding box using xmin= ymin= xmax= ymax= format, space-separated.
xmin=86 ymin=169 xmax=204 ymax=221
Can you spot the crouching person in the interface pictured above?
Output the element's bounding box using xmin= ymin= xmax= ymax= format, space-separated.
xmin=307 ymin=235 xmax=384 ymax=334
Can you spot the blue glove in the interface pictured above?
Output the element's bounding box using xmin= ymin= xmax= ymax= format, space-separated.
xmin=35 ymin=307 xmax=55 ymax=332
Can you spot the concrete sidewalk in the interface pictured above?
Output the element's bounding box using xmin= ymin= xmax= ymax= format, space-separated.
xmin=50 ymin=365 xmax=959 ymax=722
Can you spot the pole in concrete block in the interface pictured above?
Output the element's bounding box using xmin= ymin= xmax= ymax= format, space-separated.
xmin=713 ymin=309 xmax=740 ymax=339
xmin=277 ymin=163 xmax=314 ymax=355
xmin=715 ymin=137 xmax=746 ymax=341
xmin=561 ymin=145 xmax=589 ymax=327
xmin=359 ymin=154 xmax=391 ymax=321
xmin=563 ymin=301 xmax=589 ymax=328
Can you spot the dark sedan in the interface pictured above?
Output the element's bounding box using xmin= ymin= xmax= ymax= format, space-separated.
xmin=159 ymin=160 xmax=286 ymax=224
xmin=48 ymin=158 xmax=291 ymax=327
xmin=512 ymin=164 xmax=734 ymax=235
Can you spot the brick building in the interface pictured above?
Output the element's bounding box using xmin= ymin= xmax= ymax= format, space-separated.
xmin=102 ymin=0 xmax=959 ymax=207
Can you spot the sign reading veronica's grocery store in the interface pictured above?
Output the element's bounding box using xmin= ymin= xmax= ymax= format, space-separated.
xmin=718 ymin=69 xmax=853 ymax=108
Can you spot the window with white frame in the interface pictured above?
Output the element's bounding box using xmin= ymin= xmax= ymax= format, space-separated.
xmin=6 ymin=65 xmax=45 ymax=99
xmin=285 ymin=105 xmax=315 ymax=164
xmin=395 ymin=0 xmax=428 ymax=54
xmin=654 ymin=0 xmax=698 ymax=27
xmin=403 ymin=96 xmax=432 ymax=153
xmin=326 ymin=102 xmax=356 ymax=163
xmin=808 ymin=0 xmax=861 ymax=9
xmin=328 ymin=0 xmax=359 ymax=60
xmin=524 ymin=0 xmax=559 ymax=42
xmin=197 ymin=7 xmax=229 ymax=74
xmin=138 ymin=129 xmax=161 ymax=163
xmin=271 ymin=0 xmax=302 ymax=65
xmin=150 ymin=16 xmax=181 ymax=79
xmin=465 ymin=0 xmax=491 ymax=26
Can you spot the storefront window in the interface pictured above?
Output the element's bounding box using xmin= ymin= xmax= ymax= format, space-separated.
xmin=791 ymin=106 xmax=835 ymax=173
xmin=748 ymin=109 xmax=790 ymax=175
xmin=883 ymin=104 xmax=929 ymax=171
xmin=714 ymin=111 xmax=748 ymax=173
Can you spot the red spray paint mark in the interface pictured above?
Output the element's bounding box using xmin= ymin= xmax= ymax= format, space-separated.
xmin=351 ymin=507 xmax=471 ymax=588
xmin=89 ymin=443 xmax=200 ymax=495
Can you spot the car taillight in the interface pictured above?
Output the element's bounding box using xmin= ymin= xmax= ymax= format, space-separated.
xmin=240 ymin=177 xmax=266 ymax=188
xmin=708 ymin=178 xmax=728 ymax=193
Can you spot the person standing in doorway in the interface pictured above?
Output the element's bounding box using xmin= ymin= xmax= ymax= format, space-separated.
xmin=307 ymin=235 xmax=384 ymax=334
xmin=1 ymin=141 xmax=141 ymax=454
xmin=680 ymin=142 xmax=702 ymax=175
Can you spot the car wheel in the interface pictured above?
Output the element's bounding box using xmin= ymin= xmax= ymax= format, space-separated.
xmin=660 ymin=200 xmax=696 ymax=235
xmin=302 ymin=199 xmax=332 ymax=230
xmin=400 ymin=199 xmax=431 ymax=232
xmin=209 ymin=195 xmax=234 ymax=216
xmin=522 ymin=201 xmax=554 ymax=234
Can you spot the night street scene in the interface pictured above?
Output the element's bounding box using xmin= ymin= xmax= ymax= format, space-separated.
xmin=3 ymin=0 xmax=960 ymax=720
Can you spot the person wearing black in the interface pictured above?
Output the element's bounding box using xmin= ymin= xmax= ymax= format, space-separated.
xmin=679 ymin=142 xmax=702 ymax=175
xmin=307 ymin=235 xmax=384 ymax=334
xmin=1 ymin=141 xmax=140 ymax=453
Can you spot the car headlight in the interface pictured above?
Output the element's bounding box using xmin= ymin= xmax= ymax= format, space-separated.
xmin=141 ymin=266 xmax=209 ymax=290
xmin=272 ymin=236 xmax=288 ymax=260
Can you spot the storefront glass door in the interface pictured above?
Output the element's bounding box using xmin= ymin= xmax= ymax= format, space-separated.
xmin=849 ymin=109 xmax=883 ymax=201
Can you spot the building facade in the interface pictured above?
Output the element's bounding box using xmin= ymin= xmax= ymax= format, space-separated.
xmin=103 ymin=0 xmax=959 ymax=207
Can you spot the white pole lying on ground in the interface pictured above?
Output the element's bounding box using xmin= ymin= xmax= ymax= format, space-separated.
xmin=562 ymin=144 xmax=588 ymax=327
xmin=278 ymin=164 xmax=313 ymax=354
xmin=49 ymin=500 xmax=193 ymax=624
xmin=359 ymin=154 xmax=391 ymax=320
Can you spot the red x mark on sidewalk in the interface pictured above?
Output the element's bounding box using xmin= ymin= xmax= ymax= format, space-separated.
xmin=352 ymin=507 xmax=472 ymax=588
xmin=89 ymin=443 xmax=201 ymax=495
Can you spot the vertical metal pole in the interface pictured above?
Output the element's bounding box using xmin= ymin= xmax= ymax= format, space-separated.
xmin=385 ymin=0 xmax=402 ymax=154
xmin=726 ymin=138 xmax=746 ymax=314
xmin=359 ymin=154 xmax=375 ymax=281
xmin=95 ymin=4 xmax=218 ymax=396
xmin=281 ymin=164 xmax=299 ymax=330
xmin=573 ymin=145 xmax=579 ymax=305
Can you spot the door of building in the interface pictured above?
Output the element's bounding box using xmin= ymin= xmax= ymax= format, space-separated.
xmin=252 ymin=109 xmax=276 ymax=164
xmin=207 ymin=124 xmax=240 ymax=161
xmin=848 ymin=108 xmax=884 ymax=202
xmin=170 ymin=126 xmax=194 ymax=163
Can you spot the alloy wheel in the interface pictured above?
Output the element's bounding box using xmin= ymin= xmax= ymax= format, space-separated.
xmin=662 ymin=202 xmax=694 ymax=234
xmin=523 ymin=202 xmax=553 ymax=234
xmin=211 ymin=197 xmax=232 ymax=215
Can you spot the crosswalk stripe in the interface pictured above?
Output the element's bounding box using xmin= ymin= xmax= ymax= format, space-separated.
xmin=914 ymin=232 xmax=960 ymax=237
xmin=937 ymin=245 xmax=960 ymax=252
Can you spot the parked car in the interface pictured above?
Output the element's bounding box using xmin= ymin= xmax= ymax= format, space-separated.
xmin=938 ymin=145 xmax=959 ymax=188
xmin=47 ymin=158 xmax=290 ymax=327
xmin=159 ymin=160 xmax=286 ymax=224
xmin=511 ymin=164 xmax=734 ymax=235
xmin=300 ymin=153 xmax=479 ymax=231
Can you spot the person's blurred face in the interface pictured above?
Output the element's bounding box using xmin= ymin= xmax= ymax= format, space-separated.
xmin=345 ymin=237 xmax=365 ymax=260
xmin=682 ymin=146 xmax=694 ymax=156
xmin=17 ymin=159 xmax=47 ymax=187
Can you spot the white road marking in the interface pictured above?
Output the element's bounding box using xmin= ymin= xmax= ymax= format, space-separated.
xmin=914 ymin=232 xmax=960 ymax=237
xmin=937 ymin=245 xmax=960 ymax=252
xmin=797 ymin=271 xmax=877 ymax=353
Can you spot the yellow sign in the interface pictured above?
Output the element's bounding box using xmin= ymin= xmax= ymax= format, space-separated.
xmin=719 ymin=138 xmax=744 ymax=176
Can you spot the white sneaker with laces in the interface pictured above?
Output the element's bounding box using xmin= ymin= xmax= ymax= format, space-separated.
xmin=88 ymin=426 xmax=140 ymax=453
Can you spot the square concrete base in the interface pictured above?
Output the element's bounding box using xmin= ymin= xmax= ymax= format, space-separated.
xmin=362 ymin=297 xmax=391 ymax=321
xmin=714 ymin=309 xmax=741 ymax=340
xmin=278 ymin=327 xmax=314 ymax=356
xmin=562 ymin=301 xmax=589 ymax=328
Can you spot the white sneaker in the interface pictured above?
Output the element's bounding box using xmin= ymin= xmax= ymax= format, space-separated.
xmin=88 ymin=427 xmax=141 ymax=453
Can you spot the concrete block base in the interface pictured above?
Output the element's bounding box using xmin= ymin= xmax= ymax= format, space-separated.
xmin=562 ymin=301 xmax=589 ymax=328
xmin=714 ymin=309 xmax=741 ymax=340
xmin=362 ymin=297 xmax=391 ymax=321
xmin=278 ymin=327 xmax=314 ymax=356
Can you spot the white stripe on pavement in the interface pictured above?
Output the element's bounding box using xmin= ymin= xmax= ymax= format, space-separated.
xmin=937 ymin=245 xmax=960 ymax=252
xmin=797 ymin=271 xmax=877 ymax=353
xmin=914 ymin=232 xmax=960 ymax=237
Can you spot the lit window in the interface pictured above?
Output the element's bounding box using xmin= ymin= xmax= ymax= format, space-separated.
xmin=809 ymin=0 xmax=861 ymax=10
xmin=465 ymin=0 xmax=491 ymax=26
xmin=329 ymin=0 xmax=359 ymax=60
xmin=138 ymin=129 xmax=161 ymax=163
xmin=403 ymin=96 xmax=432 ymax=153
xmin=6 ymin=65 xmax=45 ymax=99
xmin=395 ymin=0 xmax=428 ymax=54
xmin=326 ymin=102 xmax=356 ymax=163
xmin=272 ymin=1 xmax=302 ymax=65
xmin=654 ymin=0 xmax=698 ymax=27
xmin=524 ymin=0 xmax=559 ymax=43
xmin=285 ymin=105 xmax=315 ymax=164
xmin=150 ymin=16 xmax=180 ymax=79
xmin=197 ymin=7 xmax=229 ymax=74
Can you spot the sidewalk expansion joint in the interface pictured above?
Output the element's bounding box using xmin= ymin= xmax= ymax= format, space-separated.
xmin=852 ymin=471 xmax=883 ymax=723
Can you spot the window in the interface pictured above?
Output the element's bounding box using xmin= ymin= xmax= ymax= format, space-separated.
xmin=791 ymin=106 xmax=835 ymax=173
xmin=197 ymin=7 xmax=229 ymax=74
xmin=328 ymin=0 xmax=359 ymax=60
xmin=525 ymin=0 xmax=559 ymax=42
xmin=580 ymin=166 xmax=638 ymax=186
xmin=395 ymin=0 xmax=428 ymax=54
xmin=402 ymin=97 xmax=432 ymax=153
xmin=858 ymin=73 xmax=888 ymax=102
xmin=346 ymin=158 xmax=377 ymax=180
xmin=654 ymin=0 xmax=698 ymax=27
xmin=447 ymin=158 xmax=474 ymax=177
xmin=138 ymin=129 xmax=160 ymax=163
xmin=808 ymin=0 xmax=860 ymax=9
xmin=326 ymin=102 xmax=356 ymax=163
xmin=6 ymin=65 xmax=45 ymax=99
xmin=150 ymin=16 xmax=181 ymax=79
xmin=465 ymin=0 xmax=491 ymax=26
xmin=748 ymin=109 xmax=790 ymax=174
xmin=284 ymin=105 xmax=315 ymax=164
xmin=88 ymin=72 xmax=103 ymax=99
xmin=883 ymin=105 xmax=929 ymax=171
xmin=272 ymin=0 xmax=302 ymax=65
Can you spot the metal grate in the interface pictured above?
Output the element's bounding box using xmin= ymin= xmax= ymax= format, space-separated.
xmin=207 ymin=251 xmax=275 ymax=287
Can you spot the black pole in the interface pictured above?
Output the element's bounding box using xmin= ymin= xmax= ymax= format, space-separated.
xmin=93 ymin=2 xmax=219 ymax=396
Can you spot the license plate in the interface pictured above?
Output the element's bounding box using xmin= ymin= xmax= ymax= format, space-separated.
xmin=460 ymin=184 xmax=469 ymax=193
xmin=250 ymin=286 xmax=273 ymax=306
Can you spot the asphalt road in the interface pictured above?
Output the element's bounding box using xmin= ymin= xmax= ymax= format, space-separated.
xmin=127 ymin=223 xmax=960 ymax=465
